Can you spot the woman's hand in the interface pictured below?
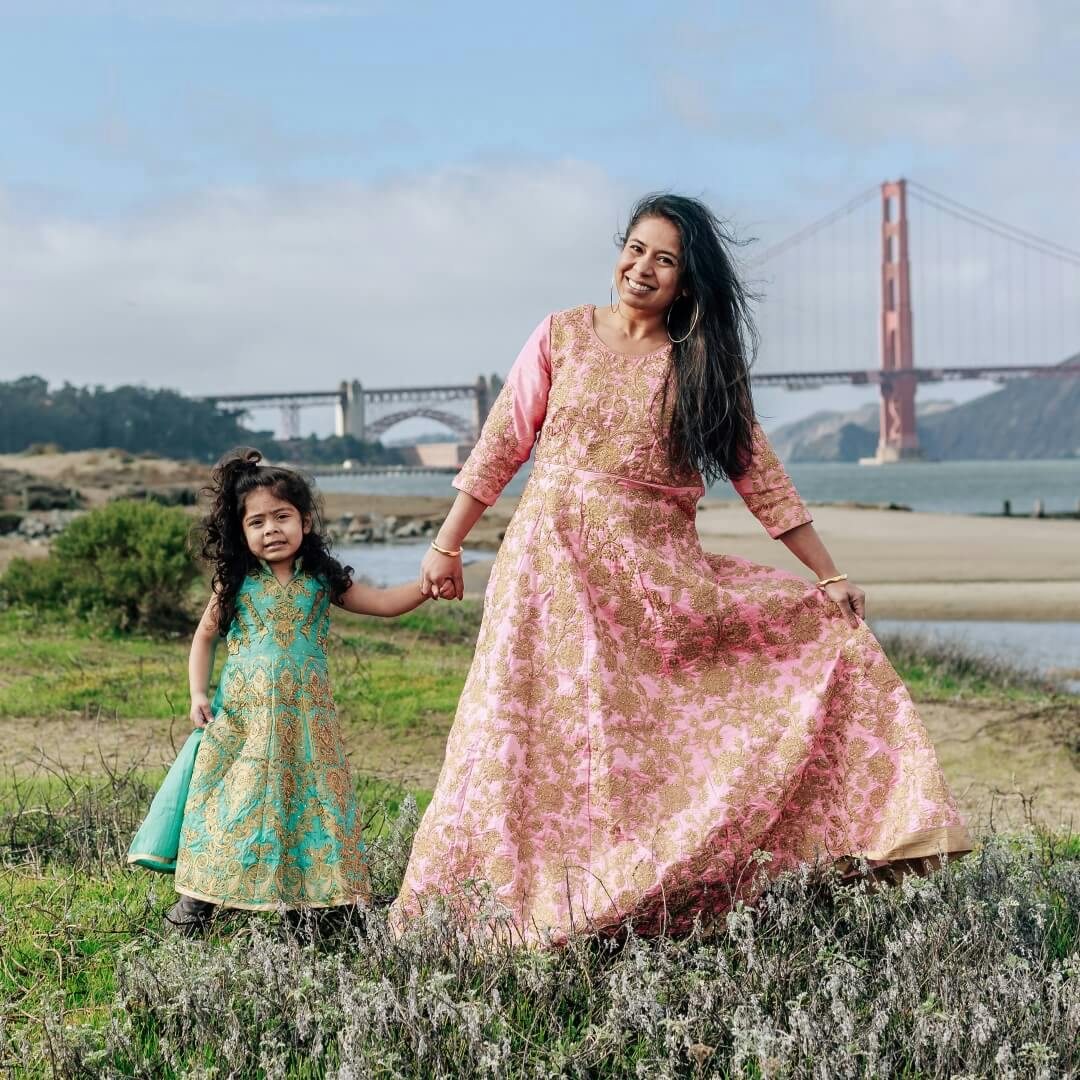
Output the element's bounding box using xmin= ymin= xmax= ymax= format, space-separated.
xmin=821 ymin=579 xmax=866 ymax=629
xmin=190 ymin=693 xmax=214 ymax=728
xmin=420 ymin=547 xmax=464 ymax=601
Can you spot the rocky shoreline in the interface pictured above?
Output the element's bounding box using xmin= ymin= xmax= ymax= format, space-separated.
xmin=326 ymin=511 xmax=442 ymax=545
xmin=2 ymin=450 xmax=1076 ymax=622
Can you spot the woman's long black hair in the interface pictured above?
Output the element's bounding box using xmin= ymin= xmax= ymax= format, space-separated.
xmin=197 ymin=447 xmax=353 ymax=638
xmin=620 ymin=193 xmax=758 ymax=483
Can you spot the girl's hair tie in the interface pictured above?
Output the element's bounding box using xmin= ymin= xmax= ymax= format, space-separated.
xmin=210 ymin=447 xmax=264 ymax=494
xmin=217 ymin=447 xmax=262 ymax=475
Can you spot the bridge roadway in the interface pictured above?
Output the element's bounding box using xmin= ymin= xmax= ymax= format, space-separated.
xmin=200 ymin=385 xmax=478 ymax=408
xmin=201 ymin=363 xmax=1078 ymax=407
xmin=753 ymin=363 xmax=1079 ymax=387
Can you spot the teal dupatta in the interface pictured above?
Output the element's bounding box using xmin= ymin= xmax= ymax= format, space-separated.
xmin=127 ymin=729 xmax=203 ymax=874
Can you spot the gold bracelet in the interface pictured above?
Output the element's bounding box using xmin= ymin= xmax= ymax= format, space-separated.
xmin=815 ymin=573 xmax=848 ymax=589
xmin=430 ymin=540 xmax=463 ymax=558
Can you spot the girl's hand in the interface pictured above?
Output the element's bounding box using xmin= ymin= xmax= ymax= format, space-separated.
xmin=190 ymin=694 xmax=215 ymax=728
xmin=420 ymin=547 xmax=464 ymax=602
xmin=821 ymin=580 xmax=866 ymax=629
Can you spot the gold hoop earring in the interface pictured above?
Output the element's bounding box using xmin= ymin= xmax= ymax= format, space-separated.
xmin=609 ymin=276 xmax=620 ymax=313
xmin=667 ymin=298 xmax=700 ymax=344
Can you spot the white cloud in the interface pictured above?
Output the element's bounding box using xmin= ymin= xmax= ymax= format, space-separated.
xmin=0 ymin=164 xmax=626 ymax=422
xmin=655 ymin=2 xmax=1079 ymax=218
xmin=821 ymin=0 xmax=1080 ymax=154
xmin=825 ymin=0 xmax=1039 ymax=68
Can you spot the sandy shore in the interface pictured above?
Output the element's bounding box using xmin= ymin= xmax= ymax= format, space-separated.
xmin=696 ymin=500 xmax=1080 ymax=622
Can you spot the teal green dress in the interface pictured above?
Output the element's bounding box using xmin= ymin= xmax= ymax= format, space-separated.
xmin=128 ymin=729 xmax=203 ymax=873
xmin=145 ymin=562 xmax=368 ymax=910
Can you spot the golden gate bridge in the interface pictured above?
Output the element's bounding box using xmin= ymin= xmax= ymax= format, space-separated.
xmin=749 ymin=179 xmax=1080 ymax=462
xmin=204 ymin=178 xmax=1080 ymax=460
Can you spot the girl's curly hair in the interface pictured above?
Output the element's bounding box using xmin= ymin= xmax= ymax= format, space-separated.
xmin=197 ymin=447 xmax=353 ymax=638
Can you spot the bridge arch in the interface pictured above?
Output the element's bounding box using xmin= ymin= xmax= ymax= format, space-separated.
xmin=366 ymin=408 xmax=475 ymax=441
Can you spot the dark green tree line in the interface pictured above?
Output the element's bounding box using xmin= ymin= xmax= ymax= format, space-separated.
xmin=0 ymin=377 xmax=268 ymax=461
xmin=0 ymin=377 xmax=403 ymax=464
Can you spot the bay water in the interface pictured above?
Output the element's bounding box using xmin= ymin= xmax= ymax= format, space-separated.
xmin=318 ymin=458 xmax=1080 ymax=515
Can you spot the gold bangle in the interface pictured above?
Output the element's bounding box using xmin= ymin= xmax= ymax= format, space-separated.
xmin=815 ymin=573 xmax=848 ymax=589
xmin=430 ymin=540 xmax=463 ymax=558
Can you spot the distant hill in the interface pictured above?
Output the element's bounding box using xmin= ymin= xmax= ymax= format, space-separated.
xmin=768 ymin=357 xmax=1080 ymax=461
xmin=767 ymin=401 xmax=955 ymax=462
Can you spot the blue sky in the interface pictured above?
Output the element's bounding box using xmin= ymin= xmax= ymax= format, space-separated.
xmin=1 ymin=3 xmax=861 ymax=216
xmin=2 ymin=1 xmax=1078 ymax=435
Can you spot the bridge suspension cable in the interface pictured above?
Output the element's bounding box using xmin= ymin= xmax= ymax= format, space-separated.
xmin=749 ymin=185 xmax=882 ymax=378
xmin=907 ymin=181 xmax=1080 ymax=267
xmin=746 ymin=185 xmax=879 ymax=268
xmin=907 ymin=181 xmax=1080 ymax=374
xmin=748 ymin=176 xmax=1080 ymax=383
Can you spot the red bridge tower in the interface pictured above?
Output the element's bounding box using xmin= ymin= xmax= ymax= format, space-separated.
xmin=873 ymin=178 xmax=922 ymax=462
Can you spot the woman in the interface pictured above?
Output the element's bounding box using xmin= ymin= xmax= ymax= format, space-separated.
xmin=392 ymin=194 xmax=971 ymax=943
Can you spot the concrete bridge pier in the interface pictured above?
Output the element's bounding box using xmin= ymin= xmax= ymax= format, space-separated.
xmin=335 ymin=380 xmax=365 ymax=440
xmin=472 ymin=374 xmax=502 ymax=436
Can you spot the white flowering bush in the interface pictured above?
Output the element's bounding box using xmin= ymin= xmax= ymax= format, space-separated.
xmin=28 ymin=831 xmax=1079 ymax=1079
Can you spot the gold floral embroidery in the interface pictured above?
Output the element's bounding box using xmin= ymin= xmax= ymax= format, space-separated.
xmin=731 ymin=424 xmax=813 ymax=538
xmin=176 ymin=570 xmax=369 ymax=910
xmin=391 ymin=305 xmax=969 ymax=942
xmin=454 ymin=383 xmax=527 ymax=506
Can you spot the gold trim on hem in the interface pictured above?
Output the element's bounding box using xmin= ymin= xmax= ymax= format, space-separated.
xmin=175 ymin=885 xmax=370 ymax=912
xmin=127 ymin=853 xmax=175 ymax=867
xmin=863 ymin=825 xmax=973 ymax=863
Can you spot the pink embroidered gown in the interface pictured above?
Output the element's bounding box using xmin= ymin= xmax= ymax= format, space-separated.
xmin=391 ymin=304 xmax=971 ymax=942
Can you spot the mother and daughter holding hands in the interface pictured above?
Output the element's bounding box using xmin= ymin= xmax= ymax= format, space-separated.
xmin=129 ymin=193 xmax=970 ymax=943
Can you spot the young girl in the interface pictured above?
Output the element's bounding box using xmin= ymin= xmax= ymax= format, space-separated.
xmin=129 ymin=447 xmax=433 ymax=932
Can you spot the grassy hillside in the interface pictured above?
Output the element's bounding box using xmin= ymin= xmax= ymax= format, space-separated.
xmin=2 ymin=607 xmax=1079 ymax=1076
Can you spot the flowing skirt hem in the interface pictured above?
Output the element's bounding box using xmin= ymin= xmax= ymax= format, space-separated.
xmin=863 ymin=824 xmax=973 ymax=863
xmin=127 ymin=852 xmax=177 ymax=873
xmin=392 ymin=826 xmax=977 ymax=945
xmin=175 ymin=883 xmax=370 ymax=912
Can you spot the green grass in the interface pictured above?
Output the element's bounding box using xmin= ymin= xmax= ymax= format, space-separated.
xmin=0 ymin=603 xmax=481 ymax=729
xmin=877 ymin=630 xmax=1064 ymax=703
xmin=0 ymin=868 xmax=154 ymax=1038
xmin=1 ymin=604 xmax=1078 ymax=1075
xmin=0 ymin=610 xmax=193 ymax=719
xmin=0 ymin=604 xmax=1067 ymax=731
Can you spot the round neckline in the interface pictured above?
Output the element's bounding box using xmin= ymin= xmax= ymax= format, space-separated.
xmin=585 ymin=304 xmax=672 ymax=360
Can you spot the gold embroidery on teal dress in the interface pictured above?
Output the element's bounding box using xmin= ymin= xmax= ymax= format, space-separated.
xmin=175 ymin=562 xmax=369 ymax=909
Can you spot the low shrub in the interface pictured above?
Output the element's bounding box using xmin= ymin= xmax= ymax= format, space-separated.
xmin=36 ymin=835 xmax=1080 ymax=1079
xmin=0 ymin=554 xmax=67 ymax=610
xmin=5 ymin=750 xmax=1080 ymax=1077
xmin=878 ymin=630 xmax=1059 ymax=697
xmin=0 ymin=500 xmax=198 ymax=634
xmin=0 ymin=761 xmax=158 ymax=875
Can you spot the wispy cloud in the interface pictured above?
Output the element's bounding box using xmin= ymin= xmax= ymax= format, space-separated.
xmin=0 ymin=163 xmax=625 ymax=399
xmin=822 ymin=0 xmax=1080 ymax=143
xmin=62 ymin=93 xmax=410 ymax=183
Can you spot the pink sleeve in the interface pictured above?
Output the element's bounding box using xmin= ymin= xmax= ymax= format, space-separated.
xmin=452 ymin=315 xmax=553 ymax=506
xmin=731 ymin=424 xmax=813 ymax=539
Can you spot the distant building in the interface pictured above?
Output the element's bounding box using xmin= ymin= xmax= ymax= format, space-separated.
xmin=399 ymin=442 xmax=473 ymax=468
